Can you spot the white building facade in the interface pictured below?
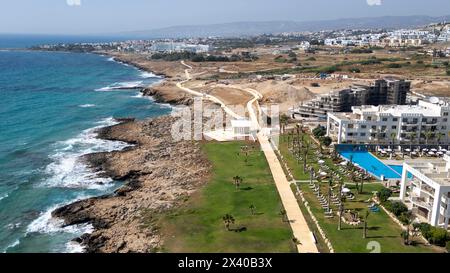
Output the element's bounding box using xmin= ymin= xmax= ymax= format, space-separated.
xmin=327 ymin=100 xmax=450 ymax=145
xmin=400 ymin=155 xmax=450 ymax=228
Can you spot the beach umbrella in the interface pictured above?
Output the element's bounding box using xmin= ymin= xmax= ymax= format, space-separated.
xmin=342 ymin=188 xmax=351 ymax=193
xmin=318 ymin=160 xmax=325 ymax=164
xmin=431 ymin=148 xmax=438 ymax=152
xmin=320 ymin=172 xmax=328 ymax=176
xmin=441 ymin=149 xmax=447 ymax=152
xmin=340 ymin=161 xmax=348 ymax=166
xmin=386 ymin=148 xmax=392 ymax=152
xmin=405 ymin=148 xmax=411 ymax=152
xmin=422 ymin=148 xmax=429 ymax=152
xmin=428 ymin=151 xmax=435 ymax=155
xmin=437 ymin=152 xmax=444 ymax=155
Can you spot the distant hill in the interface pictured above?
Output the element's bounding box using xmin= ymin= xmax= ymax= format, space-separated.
xmin=117 ymin=15 xmax=450 ymax=38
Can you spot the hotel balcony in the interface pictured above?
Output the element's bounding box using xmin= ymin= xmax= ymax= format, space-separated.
xmin=410 ymin=196 xmax=433 ymax=210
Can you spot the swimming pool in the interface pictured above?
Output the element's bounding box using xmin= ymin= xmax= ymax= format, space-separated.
xmin=338 ymin=147 xmax=402 ymax=180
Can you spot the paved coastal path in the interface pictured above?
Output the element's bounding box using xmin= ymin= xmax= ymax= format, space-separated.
xmin=177 ymin=61 xmax=318 ymax=253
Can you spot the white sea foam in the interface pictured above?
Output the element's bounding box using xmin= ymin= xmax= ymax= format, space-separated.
xmin=42 ymin=117 xmax=131 ymax=190
xmin=79 ymin=104 xmax=96 ymax=108
xmin=26 ymin=203 xmax=94 ymax=235
xmin=0 ymin=193 xmax=9 ymax=201
xmin=3 ymin=239 xmax=20 ymax=253
xmin=95 ymin=81 xmax=144 ymax=92
xmin=139 ymin=71 xmax=161 ymax=79
xmin=107 ymin=57 xmax=115 ymax=62
xmin=65 ymin=241 xmax=86 ymax=253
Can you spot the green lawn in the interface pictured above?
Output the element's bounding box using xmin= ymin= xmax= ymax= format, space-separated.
xmin=279 ymin=134 xmax=438 ymax=253
xmin=159 ymin=141 xmax=295 ymax=253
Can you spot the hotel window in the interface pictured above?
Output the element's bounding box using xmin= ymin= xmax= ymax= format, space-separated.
xmin=444 ymin=112 xmax=449 ymax=116
xmin=392 ymin=126 xmax=397 ymax=129
xmin=371 ymin=126 xmax=376 ymax=130
xmin=444 ymin=118 xmax=448 ymax=122
xmin=393 ymin=118 xmax=398 ymax=122
xmin=361 ymin=125 xmax=367 ymax=129
xmin=382 ymin=118 xmax=388 ymax=122
xmin=360 ymin=133 xmax=366 ymax=137
xmin=402 ymin=118 xmax=408 ymax=122
xmin=348 ymin=124 xmax=354 ymax=129
xmin=381 ymin=126 xmax=387 ymax=131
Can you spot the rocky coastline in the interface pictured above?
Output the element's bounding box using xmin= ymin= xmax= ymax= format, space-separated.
xmin=51 ymin=55 xmax=211 ymax=253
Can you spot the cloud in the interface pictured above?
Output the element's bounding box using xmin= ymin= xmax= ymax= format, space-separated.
xmin=366 ymin=0 xmax=382 ymax=6
xmin=67 ymin=0 xmax=81 ymax=6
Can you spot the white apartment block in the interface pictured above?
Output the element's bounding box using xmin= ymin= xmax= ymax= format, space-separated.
xmin=327 ymin=99 xmax=450 ymax=145
xmin=400 ymin=155 xmax=450 ymax=228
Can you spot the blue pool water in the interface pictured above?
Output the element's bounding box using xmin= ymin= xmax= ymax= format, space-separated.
xmin=338 ymin=147 xmax=402 ymax=180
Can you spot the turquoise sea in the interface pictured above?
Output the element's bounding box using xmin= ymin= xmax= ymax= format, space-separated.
xmin=0 ymin=48 xmax=170 ymax=252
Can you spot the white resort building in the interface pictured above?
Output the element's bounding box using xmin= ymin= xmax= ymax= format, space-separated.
xmin=327 ymin=99 xmax=450 ymax=145
xmin=400 ymin=155 xmax=450 ymax=228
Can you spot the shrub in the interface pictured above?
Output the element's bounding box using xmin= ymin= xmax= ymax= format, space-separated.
xmin=446 ymin=70 xmax=450 ymax=76
xmin=377 ymin=188 xmax=392 ymax=203
xmin=349 ymin=67 xmax=361 ymax=73
xmin=387 ymin=63 xmax=402 ymax=69
xmin=288 ymin=52 xmax=297 ymax=58
xmin=320 ymin=136 xmax=332 ymax=147
xmin=389 ymin=201 xmax=408 ymax=217
xmin=398 ymin=212 xmax=412 ymax=225
xmin=415 ymin=223 xmax=432 ymax=238
xmin=446 ymin=241 xmax=450 ymax=252
xmin=428 ymin=227 xmax=449 ymax=246
xmin=313 ymin=125 xmax=326 ymax=138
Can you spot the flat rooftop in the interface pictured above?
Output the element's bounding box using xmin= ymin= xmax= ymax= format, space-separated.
xmin=355 ymin=104 xmax=442 ymax=117
xmin=405 ymin=160 xmax=450 ymax=186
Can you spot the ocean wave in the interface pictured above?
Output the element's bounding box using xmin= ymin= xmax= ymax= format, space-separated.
xmin=95 ymin=81 xmax=144 ymax=92
xmin=107 ymin=57 xmax=115 ymax=62
xmin=3 ymin=239 xmax=20 ymax=253
xmin=65 ymin=241 xmax=86 ymax=253
xmin=26 ymin=203 xmax=94 ymax=235
xmin=79 ymin=104 xmax=96 ymax=108
xmin=0 ymin=192 xmax=9 ymax=201
xmin=41 ymin=117 xmax=131 ymax=189
xmin=139 ymin=71 xmax=161 ymax=79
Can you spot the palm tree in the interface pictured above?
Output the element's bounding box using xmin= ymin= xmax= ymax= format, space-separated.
xmin=309 ymin=167 xmax=315 ymax=186
xmin=327 ymin=178 xmax=333 ymax=213
xmin=401 ymin=215 xmax=413 ymax=245
xmin=363 ymin=211 xmax=370 ymax=239
xmin=280 ymin=114 xmax=289 ymax=134
xmin=233 ymin=176 xmax=243 ymax=190
xmin=249 ymin=204 xmax=256 ymax=216
xmin=359 ymin=175 xmax=365 ymax=194
xmin=303 ymin=141 xmax=310 ymax=172
xmin=280 ymin=209 xmax=288 ymax=223
xmin=222 ymin=214 xmax=235 ymax=231
xmin=409 ymin=132 xmax=417 ymax=155
xmin=390 ymin=132 xmax=397 ymax=151
xmin=424 ymin=130 xmax=434 ymax=146
xmin=338 ymin=181 xmax=345 ymax=231
xmin=437 ymin=133 xmax=445 ymax=145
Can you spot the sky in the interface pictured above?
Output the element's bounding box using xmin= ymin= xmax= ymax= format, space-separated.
xmin=1 ymin=0 xmax=449 ymax=35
